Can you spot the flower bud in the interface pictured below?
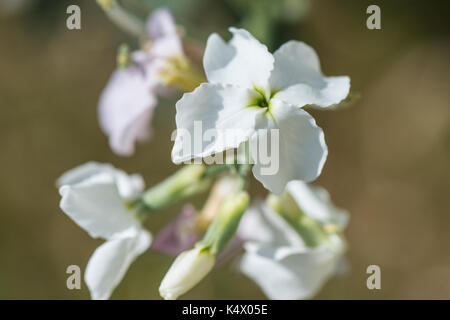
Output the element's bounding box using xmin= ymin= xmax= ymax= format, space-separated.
xmin=141 ymin=164 xmax=208 ymax=211
xmin=159 ymin=245 xmax=215 ymax=300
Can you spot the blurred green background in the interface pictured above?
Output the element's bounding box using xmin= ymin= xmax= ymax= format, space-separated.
xmin=1 ymin=0 xmax=450 ymax=299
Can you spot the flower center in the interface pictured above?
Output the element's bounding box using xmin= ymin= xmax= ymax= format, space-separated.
xmin=251 ymin=87 xmax=272 ymax=109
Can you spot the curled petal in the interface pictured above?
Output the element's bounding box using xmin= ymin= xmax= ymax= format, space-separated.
xmin=58 ymin=163 xmax=143 ymax=239
xmin=203 ymin=28 xmax=274 ymax=89
xmin=147 ymin=8 xmax=178 ymax=40
xmin=85 ymin=228 xmax=152 ymax=300
xmin=270 ymin=41 xmax=350 ymax=108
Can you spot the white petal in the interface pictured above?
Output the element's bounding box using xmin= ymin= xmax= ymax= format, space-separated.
xmin=238 ymin=202 xmax=304 ymax=247
xmin=58 ymin=165 xmax=142 ymax=239
xmin=251 ymin=99 xmax=327 ymax=194
xmin=203 ymin=28 xmax=274 ymax=89
xmin=274 ymin=78 xmax=350 ymax=109
xmin=172 ymin=83 xmax=264 ymax=163
xmin=286 ymin=181 xmax=349 ymax=229
xmin=56 ymin=162 xmax=113 ymax=187
xmin=270 ymin=41 xmax=350 ymax=108
xmin=85 ymin=228 xmax=152 ymax=300
xmin=239 ymin=238 xmax=344 ymax=300
xmin=98 ymin=66 xmax=156 ymax=156
xmin=114 ymin=171 xmax=145 ymax=201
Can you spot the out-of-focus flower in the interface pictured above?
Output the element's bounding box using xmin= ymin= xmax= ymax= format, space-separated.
xmin=150 ymin=175 xmax=241 ymax=256
xmin=99 ymin=8 xmax=203 ymax=156
xmin=98 ymin=65 xmax=156 ymax=156
xmin=237 ymin=181 xmax=348 ymax=299
xmin=172 ymin=28 xmax=350 ymax=194
xmin=57 ymin=162 xmax=152 ymax=300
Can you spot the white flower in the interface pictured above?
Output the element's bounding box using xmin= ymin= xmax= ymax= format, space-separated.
xmin=159 ymin=245 xmax=215 ymax=300
xmin=237 ymin=181 xmax=348 ymax=300
xmin=172 ymin=28 xmax=350 ymax=194
xmin=57 ymin=162 xmax=152 ymax=300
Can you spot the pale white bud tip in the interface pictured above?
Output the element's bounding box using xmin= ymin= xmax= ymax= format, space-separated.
xmin=159 ymin=245 xmax=215 ymax=300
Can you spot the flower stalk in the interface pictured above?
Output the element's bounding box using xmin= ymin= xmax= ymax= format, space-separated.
xmin=96 ymin=0 xmax=146 ymax=37
xmin=138 ymin=165 xmax=208 ymax=213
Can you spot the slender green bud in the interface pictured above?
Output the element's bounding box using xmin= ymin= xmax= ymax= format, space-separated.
xmin=96 ymin=0 xmax=145 ymax=37
xmin=140 ymin=165 xmax=208 ymax=212
xmin=200 ymin=191 xmax=250 ymax=255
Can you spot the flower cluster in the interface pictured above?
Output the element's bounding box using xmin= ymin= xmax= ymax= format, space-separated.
xmin=57 ymin=5 xmax=352 ymax=300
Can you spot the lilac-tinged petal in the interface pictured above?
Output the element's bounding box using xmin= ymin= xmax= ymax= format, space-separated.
xmin=146 ymin=8 xmax=183 ymax=58
xmin=98 ymin=66 xmax=156 ymax=156
xmin=151 ymin=205 xmax=199 ymax=256
xmin=147 ymin=8 xmax=178 ymax=40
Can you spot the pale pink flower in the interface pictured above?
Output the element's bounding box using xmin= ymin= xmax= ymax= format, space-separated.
xmin=99 ymin=8 xmax=183 ymax=156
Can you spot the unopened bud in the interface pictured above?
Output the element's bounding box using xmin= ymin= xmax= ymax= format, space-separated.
xmin=159 ymin=245 xmax=215 ymax=300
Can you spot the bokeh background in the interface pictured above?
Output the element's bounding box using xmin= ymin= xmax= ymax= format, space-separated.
xmin=1 ymin=0 xmax=449 ymax=299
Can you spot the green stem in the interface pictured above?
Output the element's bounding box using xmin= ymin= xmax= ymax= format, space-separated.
xmin=202 ymin=164 xmax=231 ymax=179
xmin=97 ymin=0 xmax=146 ymax=37
xmin=134 ymin=164 xmax=235 ymax=216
